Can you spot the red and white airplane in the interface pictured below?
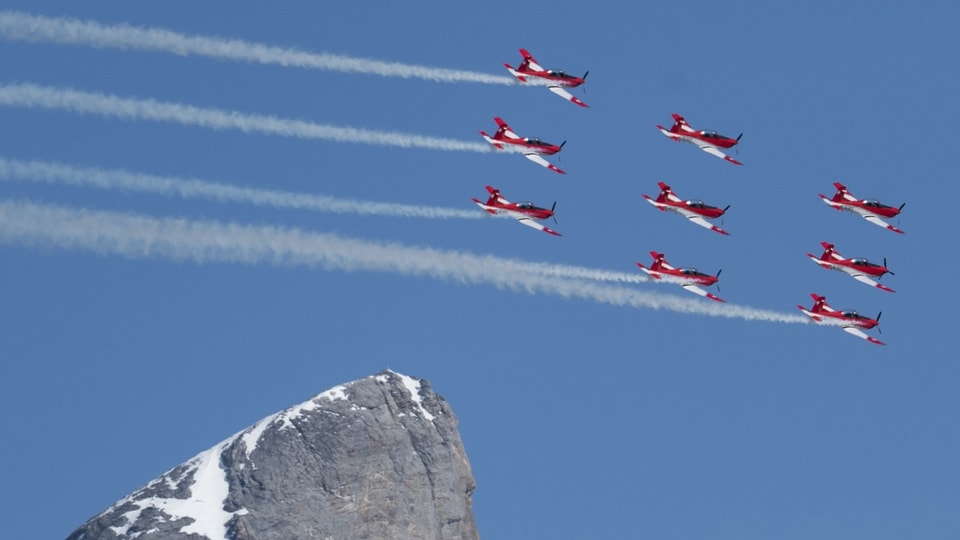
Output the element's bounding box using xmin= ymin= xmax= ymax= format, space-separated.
xmin=819 ymin=182 xmax=905 ymax=234
xmin=472 ymin=185 xmax=561 ymax=236
xmin=480 ymin=117 xmax=566 ymax=174
xmin=657 ymin=113 xmax=743 ymax=165
xmin=797 ymin=293 xmax=885 ymax=345
xmin=642 ymin=182 xmax=731 ymax=235
xmin=635 ymin=251 xmax=724 ymax=302
xmin=806 ymin=242 xmax=895 ymax=293
xmin=504 ymin=48 xmax=589 ymax=108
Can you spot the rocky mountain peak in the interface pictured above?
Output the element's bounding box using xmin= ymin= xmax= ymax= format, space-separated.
xmin=68 ymin=370 xmax=478 ymax=540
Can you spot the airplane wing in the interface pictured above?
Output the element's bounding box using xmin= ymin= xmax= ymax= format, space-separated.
xmin=524 ymin=152 xmax=566 ymax=174
xmin=851 ymin=272 xmax=895 ymax=293
xmin=842 ymin=325 xmax=885 ymax=345
xmin=863 ymin=214 xmax=905 ymax=234
xmin=699 ymin=144 xmax=743 ymax=166
xmin=547 ymin=86 xmax=589 ymax=108
xmin=517 ymin=217 xmax=561 ymax=236
xmin=660 ymin=204 xmax=730 ymax=235
xmin=686 ymin=214 xmax=730 ymax=235
xmin=681 ymin=283 xmax=725 ymax=303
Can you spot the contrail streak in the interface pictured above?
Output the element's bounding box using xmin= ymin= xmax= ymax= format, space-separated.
xmin=0 ymin=199 xmax=811 ymax=324
xmin=0 ymin=11 xmax=516 ymax=85
xmin=0 ymin=83 xmax=491 ymax=152
xmin=0 ymin=157 xmax=483 ymax=219
xmin=0 ymin=158 xmax=645 ymax=284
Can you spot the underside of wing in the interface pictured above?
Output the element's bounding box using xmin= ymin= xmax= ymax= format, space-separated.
xmin=547 ymin=85 xmax=588 ymax=107
xmin=524 ymin=152 xmax=566 ymax=174
xmin=687 ymin=214 xmax=730 ymax=235
xmin=700 ymin=144 xmax=743 ymax=165
xmin=517 ymin=217 xmax=561 ymax=236
xmin=681 ymin=283 xmax=725 ymax=302
xmin=842 ymin=325 xmax=885 ymax=345
xmin=864 ymin=214 xmax=905 ymax=234
xmin=852 ymin=273 xmax=895 ymax=292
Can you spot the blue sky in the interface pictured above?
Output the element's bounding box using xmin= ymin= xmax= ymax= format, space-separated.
xmin=1 ymin=2 xmax=957 ymax=538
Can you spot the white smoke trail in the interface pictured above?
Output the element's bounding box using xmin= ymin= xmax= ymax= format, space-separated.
xmin=0 ymin=199 xmax=811 ymax=324
xmin=0 ymin=157 xmax=483 ymax=219
xmin=0 ymin=158 xmax=646 ymax=283
xmin=0 ymin=83 xmax=491 ymax=152
xmin=0 ymin=11 xmax=515 ymax=85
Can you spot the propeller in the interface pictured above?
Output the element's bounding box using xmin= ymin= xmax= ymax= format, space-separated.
xmin=884 ymin=257 xmax=895 ymax=275
xmin=736 ymin=133 xmax=743 ymax=142
xmin=582 ymin=71 xmax=589 ymax=81
xmin=722 ymin=205 xmax=731 ymax=214
xmin=551 ymin=201 xmax=558 ymax=223
xmin=716 ymin=269 xmax=723 ymax=279
xmin=559 ymin=140 xmax=567 ymax=150
xmin=898 ymin=202 xmax=906 ymax=212
xmin=876 ymin=311 xmax=883 ymax=323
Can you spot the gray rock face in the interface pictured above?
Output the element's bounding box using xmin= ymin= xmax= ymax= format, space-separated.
xmin=68 ymin=371 xmax=478 ymax=540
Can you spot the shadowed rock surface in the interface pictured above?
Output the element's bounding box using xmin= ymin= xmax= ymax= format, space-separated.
xmin=68 ymin=370 xmax=478 ymax=540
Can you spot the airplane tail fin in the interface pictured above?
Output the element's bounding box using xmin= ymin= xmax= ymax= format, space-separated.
xmin=670 ymin=114 xmax=686 ymax=132
xmin=649 ymin=251 xmax=666 ymax=270
xmin=517 ymin=49 xmax=534 ymax=71
xmin=810 ymin=294 xmax=827 ymax=313
xmin=484 ymin=185 xmax=501 ymax=206
xmin=832 ymin=182 xmax=850 ymax=202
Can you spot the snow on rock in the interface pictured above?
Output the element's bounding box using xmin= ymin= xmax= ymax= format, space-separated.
xmin=69 ymin=370 xmax=473 ymax=540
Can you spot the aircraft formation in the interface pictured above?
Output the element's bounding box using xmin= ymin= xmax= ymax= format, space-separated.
xmin=479 ymin=48 xmax=906 ymax=345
